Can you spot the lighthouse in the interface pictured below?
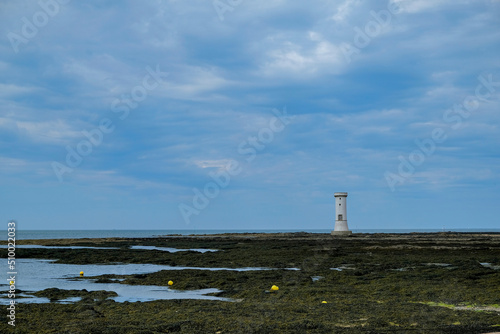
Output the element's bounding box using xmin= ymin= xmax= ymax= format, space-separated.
xmin=331 ymin=192 xmax=352 ymax=235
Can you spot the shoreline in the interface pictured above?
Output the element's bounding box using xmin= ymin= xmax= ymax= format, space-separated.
xmin=4 ymin=230 xmax=500 ymax=246
xmin=1 ymin=232 xmax=499 ymax=333
xmin=9 ymin=228 xmax=500 ymax=241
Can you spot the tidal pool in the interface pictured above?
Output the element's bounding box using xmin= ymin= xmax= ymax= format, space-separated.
xmin=129 ymin=245 xmax=218 ymax=253
xmin=0 ymin=259 xmax=290 ymax=304
xmin=423 ymin=263 xmax=452 ymax=267
xmin=480 ymin=262 xmax=500 ymax=270
xmin=0 ymin=259 xmax=295 ymax=304
xmin=0 ymin=244 xmax=218 ymax=253
xmin=330 ymin=264 xmax=356 ymax=271
xmin=0 ymin=245 xmax=119 ymax=250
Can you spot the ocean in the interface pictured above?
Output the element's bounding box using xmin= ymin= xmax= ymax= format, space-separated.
xmin=13 ymin=229 xmax=500 ymax=240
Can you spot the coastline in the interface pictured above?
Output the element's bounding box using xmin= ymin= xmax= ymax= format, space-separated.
xmin=11 ymin=229 xmax=500 ymax=240
xmin=1 ymin=232 xmax=499 ymax=333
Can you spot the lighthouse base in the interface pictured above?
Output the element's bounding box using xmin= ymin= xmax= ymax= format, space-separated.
xmin=332 ymin=220 xmax=352 ymax=235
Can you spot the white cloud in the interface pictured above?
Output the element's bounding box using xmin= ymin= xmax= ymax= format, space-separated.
xmin=412 ymin=167 xmax=496 ymax=189
xmin=259 ymin=32 xmax=346 ymax=78
xmin=0 ymin=156 xmax=53 ymax=181
xmin=395 ymin=0 xmax=469 ymax=13
xmin=0 ymin=117 xmax=81 ymax=145
xmin=156 ymin=66 xmax=233 ymax=100
xmin=331 ymin=0 xmax=361 ymax=22
xmin=431 ymin=71 xmax=457 ymax=82
xmin=193 ymin=159 xmax=233 ymax=169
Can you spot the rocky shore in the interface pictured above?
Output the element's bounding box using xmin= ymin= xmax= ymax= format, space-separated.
xmin=1 ymin=232 xmax=499 ymax=333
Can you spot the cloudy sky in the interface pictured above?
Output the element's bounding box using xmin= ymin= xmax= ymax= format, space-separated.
xmin=1 ymin=0 xmax=499 ymax=231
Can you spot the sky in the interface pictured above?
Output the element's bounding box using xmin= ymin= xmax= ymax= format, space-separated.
xmin=1 ymin=0 xmax=499 ymax=231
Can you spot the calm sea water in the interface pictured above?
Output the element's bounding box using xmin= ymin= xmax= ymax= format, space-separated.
xmin=13 ymin=229 xmax=500 ymax=240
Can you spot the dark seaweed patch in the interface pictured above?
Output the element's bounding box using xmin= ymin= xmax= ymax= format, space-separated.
xmin=1 ymin=232 xmax=499 ymax=333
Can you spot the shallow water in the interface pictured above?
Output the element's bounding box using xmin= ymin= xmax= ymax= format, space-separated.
xmin=13 ymin=295 xmax=83 ymax=304
xmin=0 ymin=259 xmax=283 ymax=304
xmin=0 ymin=245 xmax=119 ymax=250
xmin=0 ymin=244 xmax=218 ymax=253
xmin=423 ymin=263 xmax=452 ymax=267
xmin=480 ymin=262 xmax=500 ymax=270
xmin=129 ymin=245 xmax=218 ymax=253
xmin=331 ymin=264 xmax=355 ymax=271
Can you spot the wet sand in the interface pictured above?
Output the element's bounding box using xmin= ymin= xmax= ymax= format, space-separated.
xmin=1 ymin=232 xmax=499 ymax=333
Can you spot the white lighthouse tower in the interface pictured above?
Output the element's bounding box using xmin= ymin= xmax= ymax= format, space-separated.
xmin=332 ymin=192 xmax=352 ymax=235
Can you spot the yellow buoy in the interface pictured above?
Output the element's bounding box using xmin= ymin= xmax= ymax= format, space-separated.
xmin=270 ymin=285 xmax=279 ymax=291
xmin=168 ymin=280 xmax=173 ymax=286
xmin=80 ymin=271 xmax=84 ymax=277
xmin=9 ymin=281 xmax=14 ymax=285
xmin=322 ymin=301 xmax=328 ymax=304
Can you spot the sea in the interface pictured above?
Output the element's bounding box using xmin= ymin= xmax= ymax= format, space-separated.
xmin=12 ymin=229 xmax=500 ymax=240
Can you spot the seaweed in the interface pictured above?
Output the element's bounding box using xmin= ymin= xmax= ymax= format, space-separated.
xmin=1 ymin=232 xmax=499 ymax=333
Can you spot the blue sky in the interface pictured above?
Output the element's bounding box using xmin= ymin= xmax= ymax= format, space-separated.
xmin=1 ymin=0 xmax=499 ymax=230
